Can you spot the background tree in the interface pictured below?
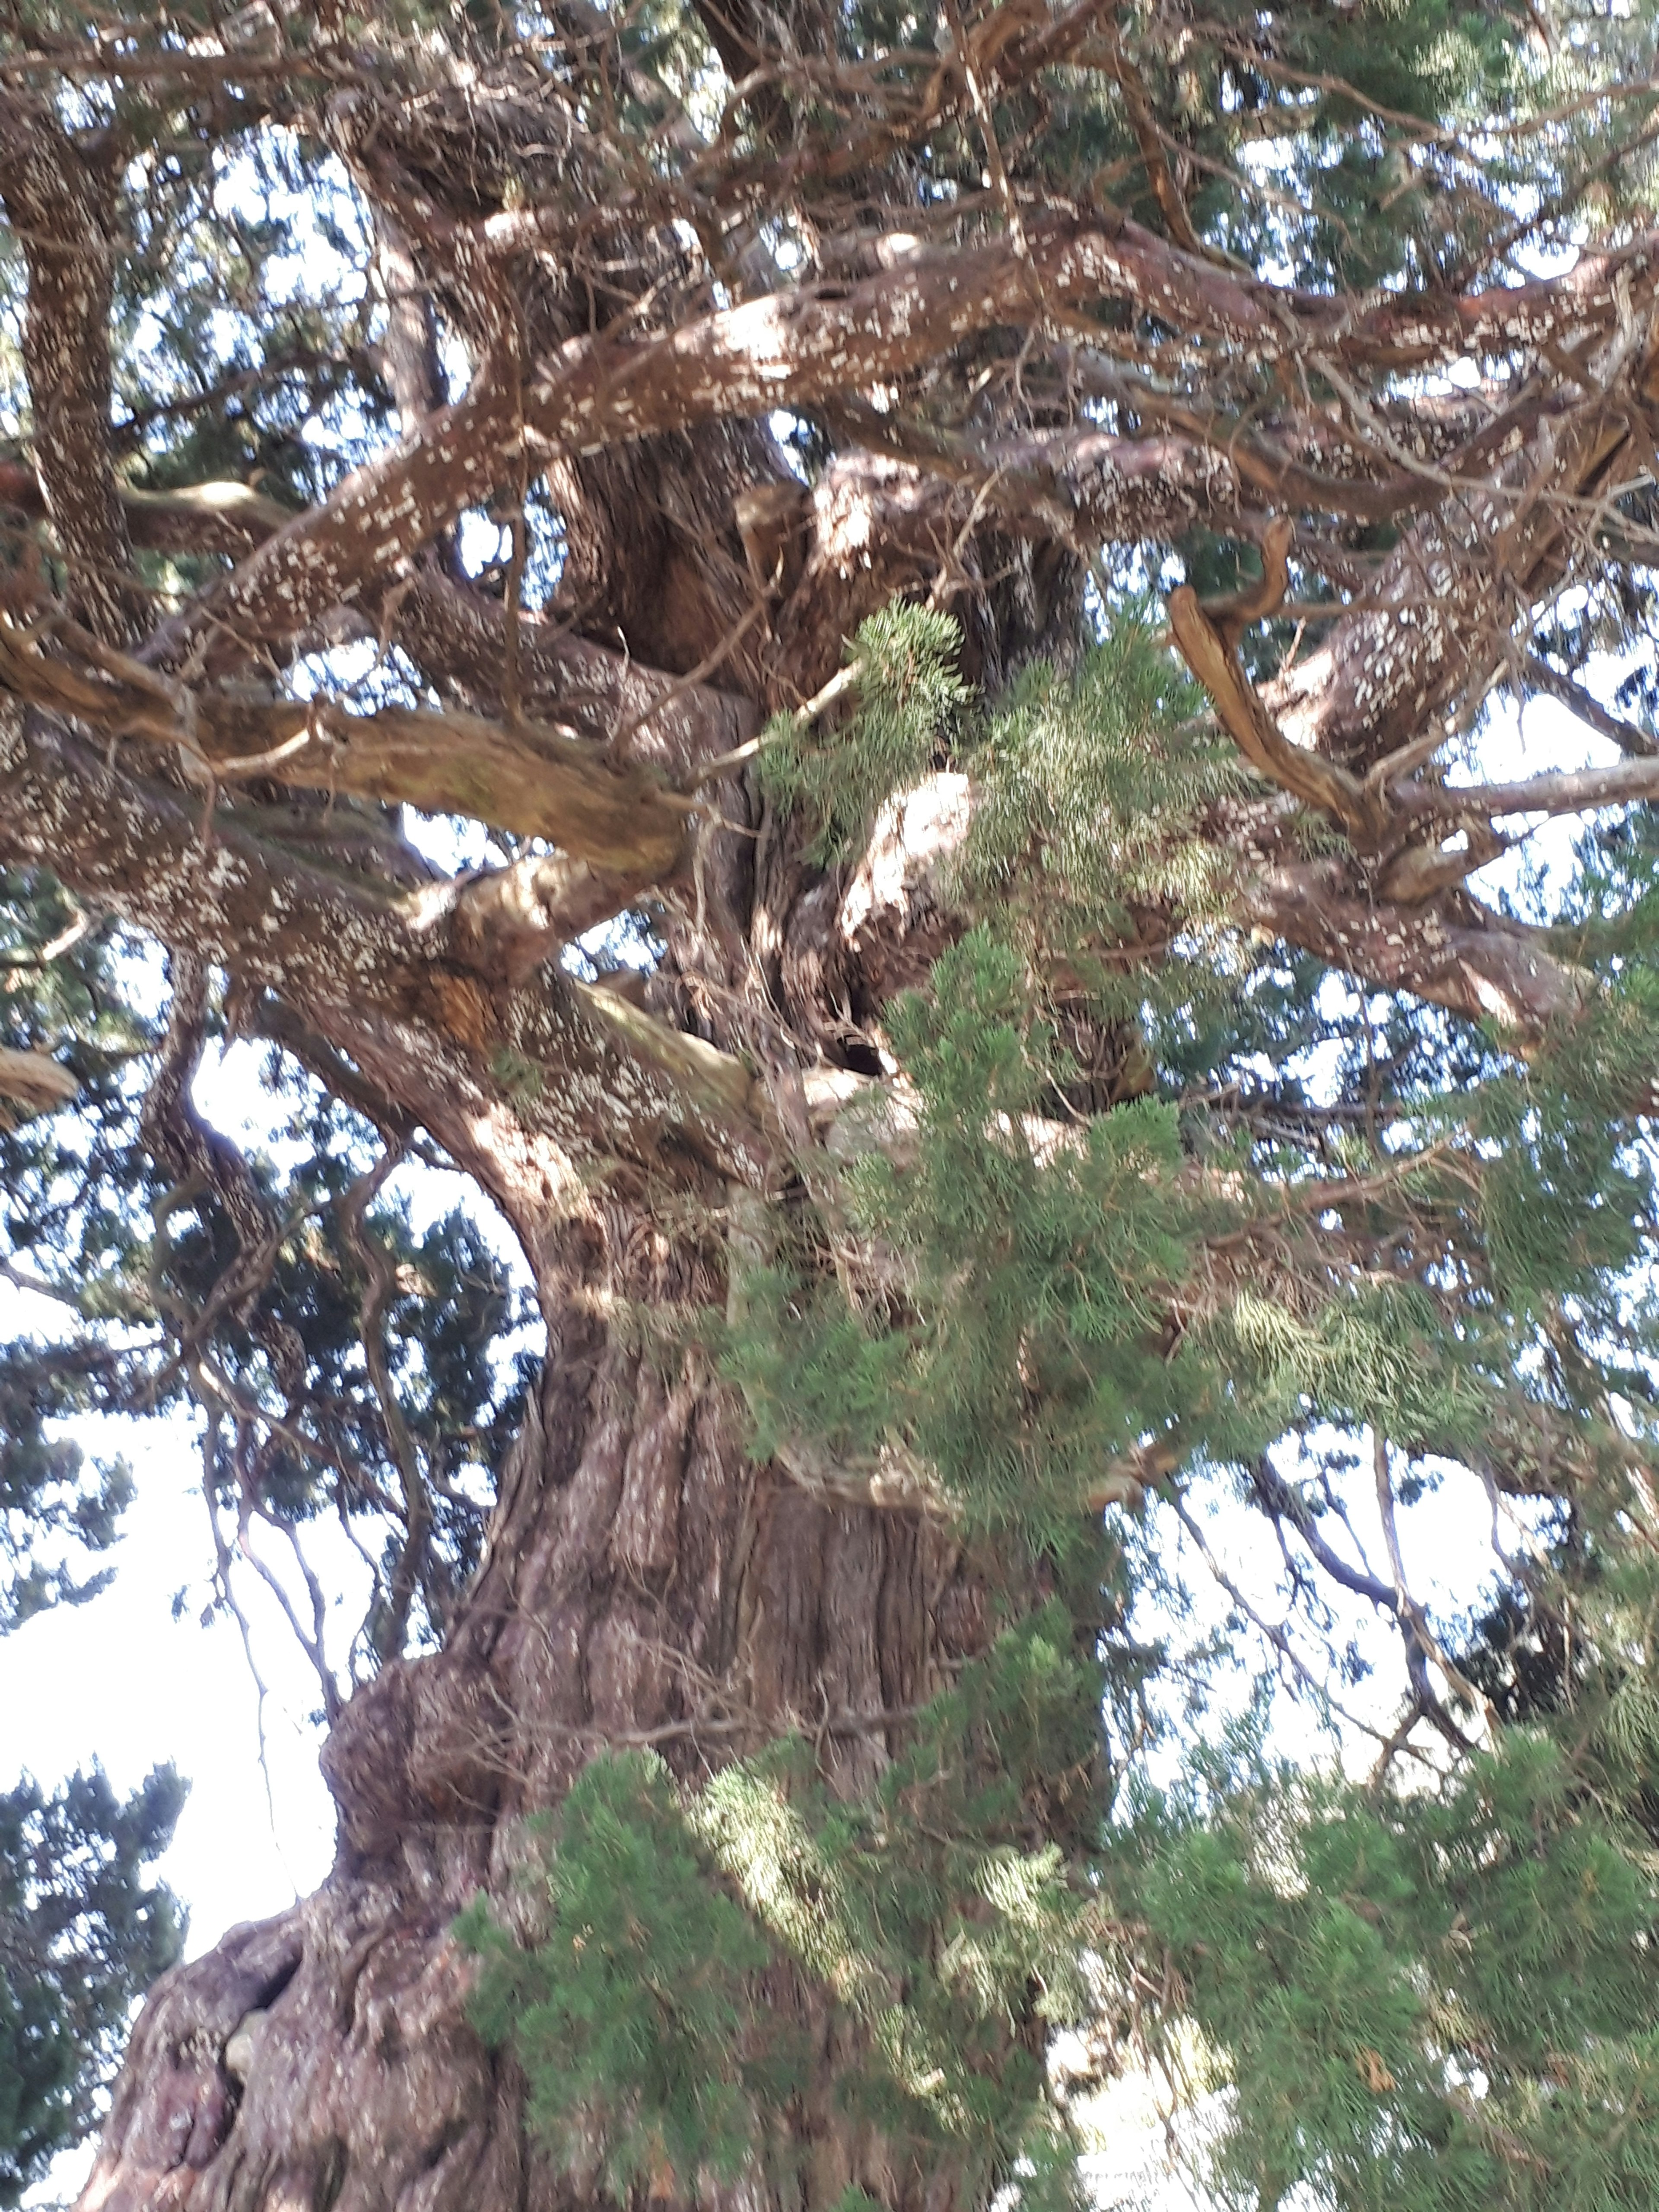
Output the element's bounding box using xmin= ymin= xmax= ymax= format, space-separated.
xmin=4 ymin=1 xmax=1659 ymax=2209
xmin=0 ymin=1766 xmax=185 ymax=2208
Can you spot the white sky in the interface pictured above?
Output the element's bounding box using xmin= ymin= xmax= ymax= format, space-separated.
xmin=0 ymin=1389 xmax=340 ymax=1944
xmin=0 ymin=1383 xmax=339 ymax=2208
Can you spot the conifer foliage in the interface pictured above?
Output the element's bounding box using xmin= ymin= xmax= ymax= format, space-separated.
xmin=4 ymin=3 xmax=1659 ymax=2210
xmin=0 ymin=1767 xmax=184 ymax=2207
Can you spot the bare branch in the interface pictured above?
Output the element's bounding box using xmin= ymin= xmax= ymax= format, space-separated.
xmin=1397 ymin=755 xmax=1659 ymax=824
xmin=1373 ymin=1430 xmax=1492 ymax=1743
xmin=1518 ymin=651 xmax=1659 ymax=760
xmin=1100 ymin=21 xmax=1204 ymax=258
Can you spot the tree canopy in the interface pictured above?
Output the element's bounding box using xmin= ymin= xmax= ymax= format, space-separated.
xmin=5 ymin=3 xmax=1659 ymax=2210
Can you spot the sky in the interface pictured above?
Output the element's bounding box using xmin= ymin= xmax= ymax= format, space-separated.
xmin=0 ymin=1384 xmax=340 ymax=1946
xmin=0 ymin=1391 xmax=339 ymax=2208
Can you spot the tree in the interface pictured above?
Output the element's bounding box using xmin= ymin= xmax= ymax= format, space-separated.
xmin=0 ymin=1766 xmax=186 ymax=2207
xmin=3 ymin=0 xmax=1659 ymax=2206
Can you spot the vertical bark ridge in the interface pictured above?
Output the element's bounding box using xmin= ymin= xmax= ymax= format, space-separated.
xmin=79 ymin=1182 xmax=993 ymax=2212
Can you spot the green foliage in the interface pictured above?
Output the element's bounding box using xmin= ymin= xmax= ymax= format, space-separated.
xmin=0 ymin=1767 xmax=185 ymax=2208
xmin=462 ymin=1753 xmax=779 ymax=2193
xmin=758 ymin=604 xmax=970 ymax=862
xmin=718 ymin=890 xmax=1659 ymax=1548
xmin=702 ymin=609 xmax=1659 ymax=2204
xmin=0 ymin=1351 xmax=133 ymax=1632
xmin=469 ymin=1606 xmax=1104 ymax=2205
xmin=1050 ymin=0 xmax=1657 ymax=298
xmin=957 ymin=611 xmax=1230 ymax=973
xmin=1114 ymin=1726 xmax=1659 ymax=2210
xmin=0 ymin=871 xmax=154 ymax=1629
xmin=723 ymin=926 xmax=1206 ymax=1533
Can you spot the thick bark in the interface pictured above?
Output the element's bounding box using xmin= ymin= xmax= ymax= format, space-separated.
xmin=82 ymin=1234 xmax=990 ymax=2212
xmin=0 ymin=94 xmax=143 ymax=646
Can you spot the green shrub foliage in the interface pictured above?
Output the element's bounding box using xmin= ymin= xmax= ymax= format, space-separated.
xmin=467 ymin=599 xmax=1659 ymax=2209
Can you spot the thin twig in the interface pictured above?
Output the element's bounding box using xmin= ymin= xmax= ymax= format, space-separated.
xmin=612 ymin=600 xmax=764 ymax=751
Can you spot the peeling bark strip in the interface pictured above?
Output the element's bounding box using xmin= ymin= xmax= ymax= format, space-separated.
xmin=1169 ymin=554 xmax=1386 ymax=850
xmin=0 ymin=461 xmax=296 ymax=561
xmin=0 ymin=1043 xmax=79 ymax=1113
xmin=281 ymin=704 xmax=690 ymax=876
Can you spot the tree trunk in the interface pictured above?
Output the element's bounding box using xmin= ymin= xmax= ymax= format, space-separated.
xmin=66 ymin=340 xmax=1062 ymax=2203
xmin=83 ymin=1214 xmax=996 ymax=2212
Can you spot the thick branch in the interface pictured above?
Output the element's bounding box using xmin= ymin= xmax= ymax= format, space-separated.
xmin=0 ymin=703 xmax=776 ymax=1197
xmin=1243 ymin=859 xmax=1583 ymax=1033
xmin=0 ymin=620 xmax=695 ymax=879
xmin=0 ymin=462 xmax=758 ymax=769
xmin=816 ymin=416 xmax=1251 ymax=553
xmin=372 ymin=208 xmax=447 ymax=435
xmin=1398 ymin=757 xmax=1659 ymax=823
xmin=1028 ymin=359 xmax=1446 ymax=524
xmin=0 ymin=93 xmax=141 ymax=643
xmin=388 ymin=569 xmax=758 ymax=769
xmin=153 ymin=216 xmax=1659 ymax=676
xmin=1269 ymin=328 xmax=1659 ymax=769
xmin=449 ymin=853 xmax=657 ymax=985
